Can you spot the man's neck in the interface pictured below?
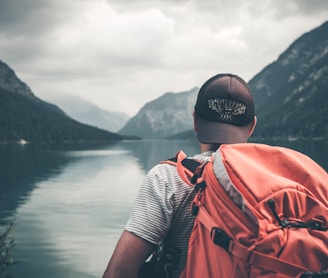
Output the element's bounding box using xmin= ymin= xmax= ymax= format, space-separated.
xmin=199 ymin=143 xmax=222 ymax=153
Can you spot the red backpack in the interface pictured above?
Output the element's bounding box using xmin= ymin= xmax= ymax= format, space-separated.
xmin=171 ymin=143 xmax=328 ymax=278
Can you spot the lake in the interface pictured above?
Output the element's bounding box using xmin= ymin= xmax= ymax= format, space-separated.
xmin=0 ymin=139 xmax=327 ymax=278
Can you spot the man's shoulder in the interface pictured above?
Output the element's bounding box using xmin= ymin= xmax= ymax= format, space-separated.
xmin=151 ymin=152 xmax=211 ymax=169
xmin=145 ymin=152 xmax=211 ymax=185
xmin=189 ymin=151 xmax=213 ymax=161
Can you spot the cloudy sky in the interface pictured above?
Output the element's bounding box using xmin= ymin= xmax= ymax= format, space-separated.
xmin=1 ymin=0 xmax=327 ymax=116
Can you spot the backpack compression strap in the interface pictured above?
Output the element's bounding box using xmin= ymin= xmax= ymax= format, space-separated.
xmin=195 ymin=198 xmax=327 ymax=277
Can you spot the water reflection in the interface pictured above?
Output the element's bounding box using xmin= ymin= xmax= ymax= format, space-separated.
xmin=0 ymin=139 xmax=326 ymax=278
xmin=116 ymin=138 xmax=327 ymax=172
xmin=114 ymin=139 xmax=199 ymax=172
xmin=1 ymin=143 xmax=143 ymax=278
xmin=0 ymin=144 xmax=71 ymax=223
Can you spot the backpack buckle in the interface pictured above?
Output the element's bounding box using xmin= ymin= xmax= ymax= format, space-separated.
xmin=211 ymin=227 xmax=231 ymax=251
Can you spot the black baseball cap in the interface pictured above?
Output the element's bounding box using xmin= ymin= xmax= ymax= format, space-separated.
xmin=194 ymin=73 xmax=255 ymax=144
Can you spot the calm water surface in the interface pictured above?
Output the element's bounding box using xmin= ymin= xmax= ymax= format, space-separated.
xmin=0 ymin=139 xmax=327 ymax=278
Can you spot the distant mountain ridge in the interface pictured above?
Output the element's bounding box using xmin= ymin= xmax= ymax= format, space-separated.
xmin=120 ymin=20 xmax=328 ymax=140
xmin=119 ymin=87 xmax=199 ymax=139
xmin=0 ymin=60 xmax=127 ymax=143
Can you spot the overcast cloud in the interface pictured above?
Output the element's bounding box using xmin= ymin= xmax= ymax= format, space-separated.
xmin=1 ymin=0 xmax=327 ymax=116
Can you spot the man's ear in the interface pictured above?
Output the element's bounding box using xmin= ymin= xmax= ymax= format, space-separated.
xmin=193 ymin=111 xmax=197 ymax=132
xmin=248 ymin=116 xmax=257 ymax=137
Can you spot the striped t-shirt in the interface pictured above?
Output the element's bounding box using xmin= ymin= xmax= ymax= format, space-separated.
xmin=125 ymin=152 xmax=212 ymax=277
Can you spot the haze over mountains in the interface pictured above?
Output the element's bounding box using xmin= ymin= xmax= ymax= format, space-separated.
xmin=49 ymin=96 xmax=129 ymax=133
xmin=1 ymin=21 xmax=327 ymax=143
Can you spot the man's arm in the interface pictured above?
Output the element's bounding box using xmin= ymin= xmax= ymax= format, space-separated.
xmin=103 ymin=230 xmax=156 ymax=278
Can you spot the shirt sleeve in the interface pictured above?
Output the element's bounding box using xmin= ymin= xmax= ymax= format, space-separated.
xmin=125 ymin=164 xmax=175 ymax=245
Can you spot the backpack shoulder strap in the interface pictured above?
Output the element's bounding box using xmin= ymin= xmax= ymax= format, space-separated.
xmin=161 ymin=150 xmax=202 ymax=186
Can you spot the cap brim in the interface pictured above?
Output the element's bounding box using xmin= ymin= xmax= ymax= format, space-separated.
xmin=196 ymin=115 xmax=251 ymax=144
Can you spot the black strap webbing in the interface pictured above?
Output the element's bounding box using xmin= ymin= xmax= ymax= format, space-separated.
xmin=181 ymin=159 xmax=202 ymax=173
xmin=166 ymin=157 xmax=201 ymax=174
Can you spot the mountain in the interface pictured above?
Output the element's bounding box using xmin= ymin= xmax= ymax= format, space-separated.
xmin=120 ymin=20 xmax=328 ymax=140
xmin=2 ymin=21 xmax=327 ymax=142
xmin=0 ymin=60 xmax=126 ymax=143
xmin=49 ymin=96 xmax=129 ymax=133
xmin=119 ymin=87 xmax=199 ymax=139
xmin=249 ymin=20 xmax=328 ymax=139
